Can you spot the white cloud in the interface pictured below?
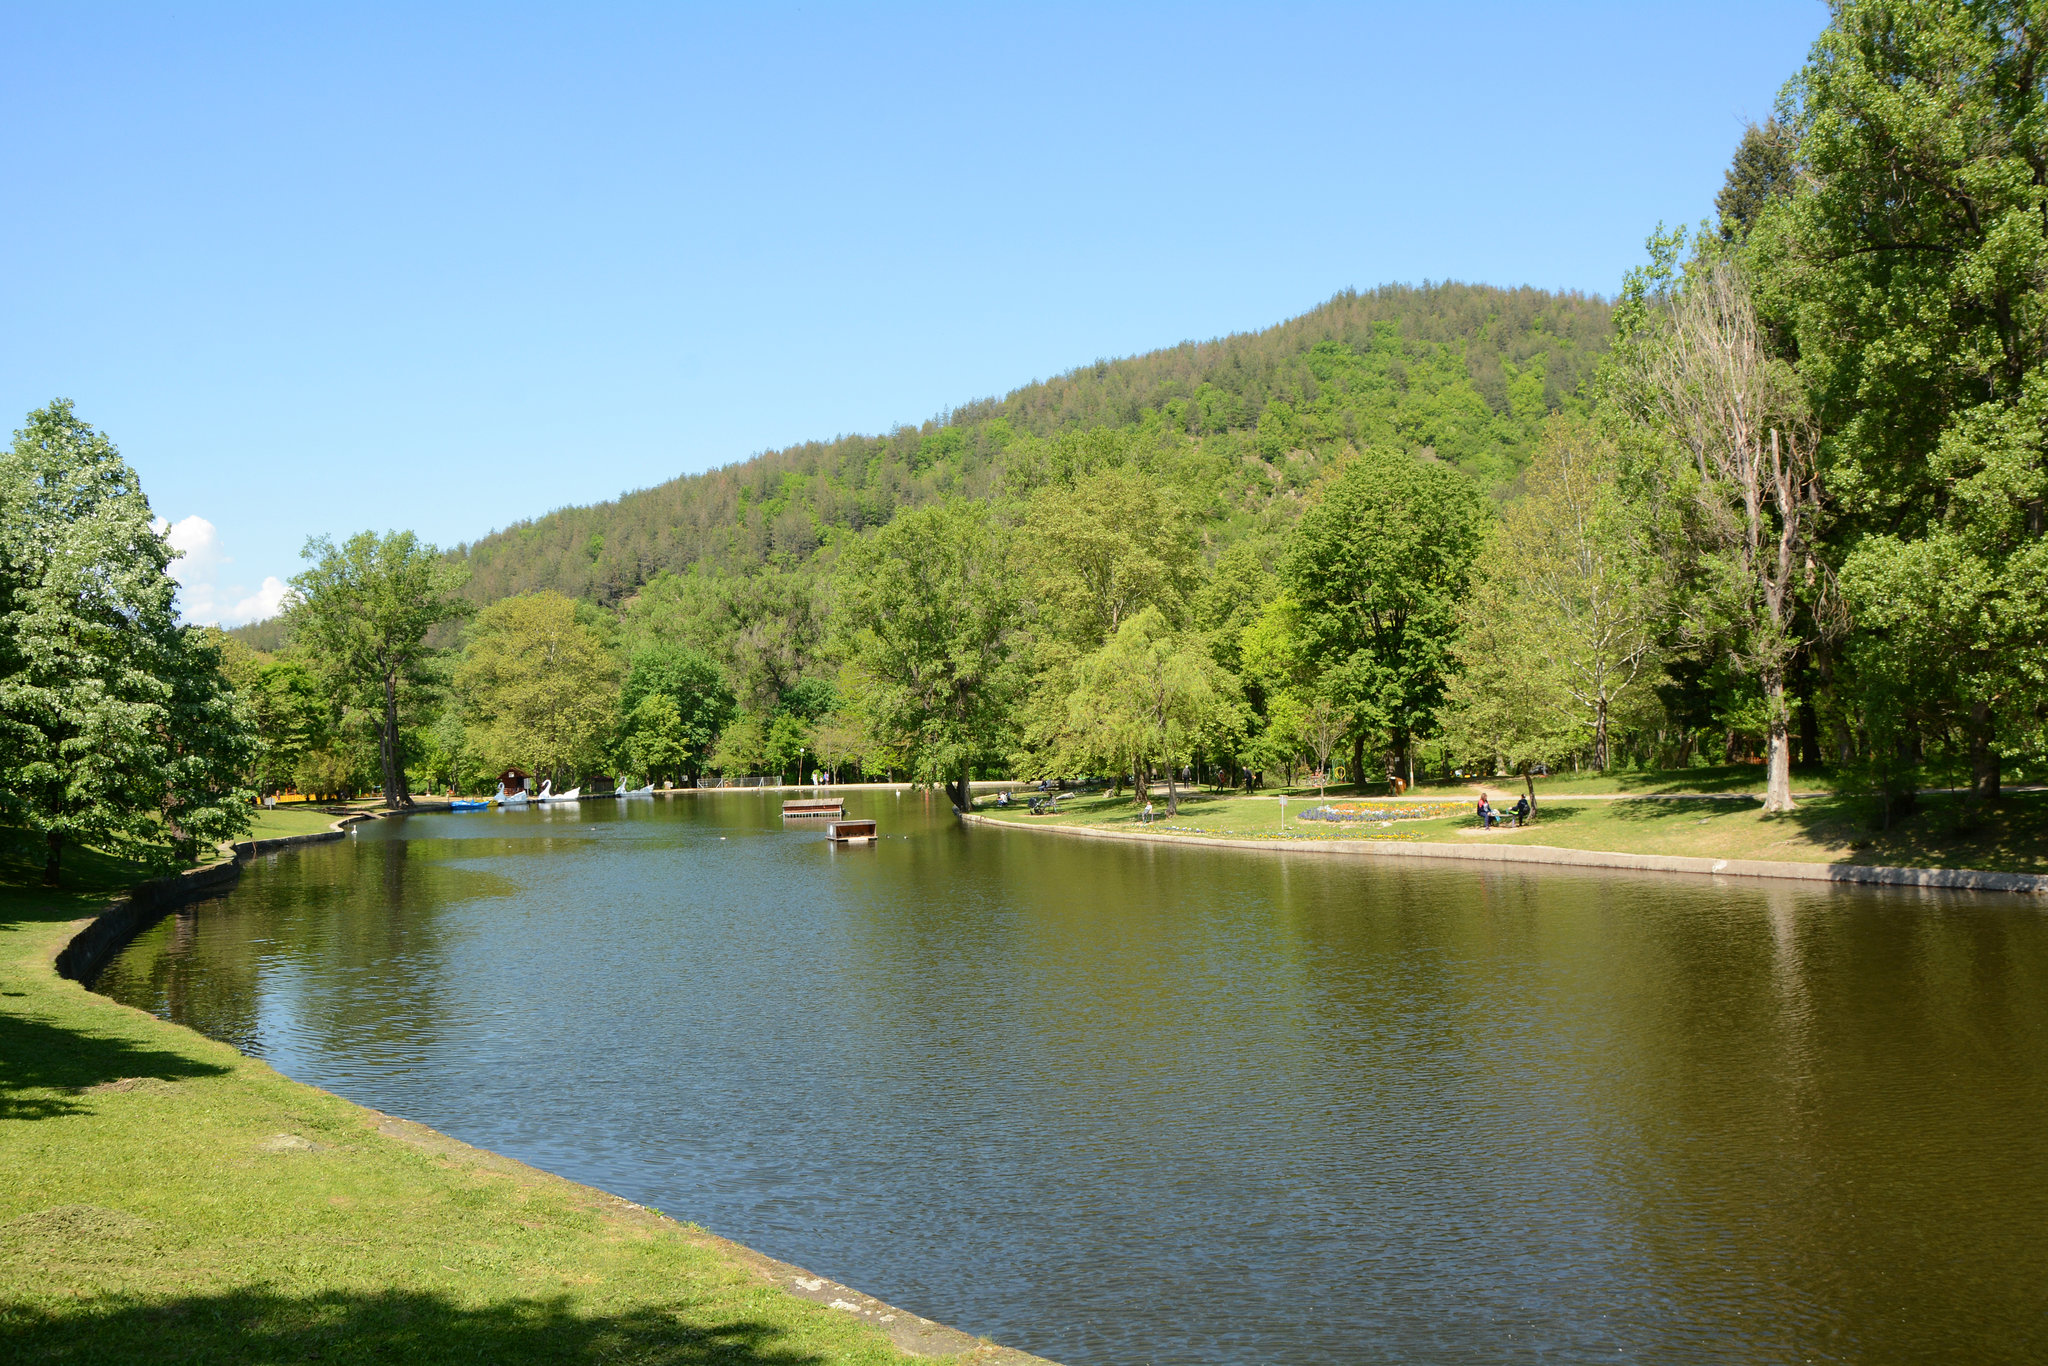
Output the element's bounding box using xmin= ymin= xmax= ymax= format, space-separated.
xmin=152 ymin=515 xmax=290 ymax=628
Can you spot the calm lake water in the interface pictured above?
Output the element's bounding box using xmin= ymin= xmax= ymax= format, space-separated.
xmin=96 ymin=793 xmax=2048 ymax=1364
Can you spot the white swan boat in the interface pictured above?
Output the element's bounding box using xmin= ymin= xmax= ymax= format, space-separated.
xmin=495 ymin=782 xmax=529 ymax=807
xmin=618 ymin=782 xmax=655 ymax=798
xmin=535 ymin=780 xmax=580 ymax=803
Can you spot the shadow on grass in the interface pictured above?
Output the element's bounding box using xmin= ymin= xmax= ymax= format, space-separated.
xmin=0 ymin=829 xmax=165 ymax=929
xmin=1557 ymin=790 xmax=2048 ymax=873
xmin=1606 ymin=765 xmax=1791 ymax=795
xmin=0 ymin=1288 xmax=827 ymax=1365
xmin=1835 ymin=790 xmax=2048 ymax=874
xmin=1598 ymin=797 xmax=1758 ymax=824
xmin=0 ymin=1012 xmax=230 ymax=1121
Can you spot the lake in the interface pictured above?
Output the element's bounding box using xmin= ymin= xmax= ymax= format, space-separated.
xmin=95 ymin=791 xmax=2048 ymax=1364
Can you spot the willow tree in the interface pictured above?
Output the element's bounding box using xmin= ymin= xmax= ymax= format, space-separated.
xmin=1063 ymin=608 xmax=1241 ymax=814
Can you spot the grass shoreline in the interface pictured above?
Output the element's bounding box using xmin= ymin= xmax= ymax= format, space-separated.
xmin=2 ymin=814 xmax=1047 ymax=1365
xmin=971 ymin=782 xmax=2048 ymax=884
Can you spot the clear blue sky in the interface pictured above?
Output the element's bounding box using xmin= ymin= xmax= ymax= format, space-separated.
xmin=1 ymin=2 xmax=1827 ymax=624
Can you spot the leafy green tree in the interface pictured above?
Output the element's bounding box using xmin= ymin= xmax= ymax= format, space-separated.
xmin=709 ymin=710 xmax=768 ymax=778
xmin=1063 ymin=608 xmax=1242 ymax=813
xmin=243 ymin=658 xmax=327 ymax=795
xmin=1764 ymin=0 xmax=2048 ymax=799
xmin=1300 ymin=695 xmax=1345 ymax=794
xmin=413 ymin=707 xmax=492 ymax=795
xmin=1445 ymin=418 xmax=1667 ymax=771
xmin=836 ymin=501 xmax=1020 ymax=811
xmin=623 ymin=569 xmax=825 ymax=716
xmin=456 ymin=592 xmax=618 ymax=787
xmin=287 ymin=531 xmax=470 ymax=808
xmin=764 ymin=711 xmax=814 ymax=782
xmin=812 ymin=705 xmax=898 ymax=780
xmin=0 ymin=402 xmax=254 ymax=882
xmin=1715 ymin=119 xmax=1796 ymax=242
xmin=1284 ymin=447 xmax=1487 ymax=789
xmin=1243 ymin=691 xmax=1308 ymax=789
xmin=616 ymin=693 xmax=691 ymax=785
xmin=1191 ymin=541 xmax=1279 ymax=672
xmin=293 ymin=743 xmax=363 ymax=800
xmin=158 ymin=628 xmax=263 ymax=857
xmin=616 ymin=642 xmax=734 ymax=782
xmin=1023 ymin=467 xmax=1200 ymax=649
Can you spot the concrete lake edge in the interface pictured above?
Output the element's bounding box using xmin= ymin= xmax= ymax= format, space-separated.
xmin=48 ymin=806 xmax=1055 ymax=1364
xmin=961 ymin=812 xmax=2048 ymax=897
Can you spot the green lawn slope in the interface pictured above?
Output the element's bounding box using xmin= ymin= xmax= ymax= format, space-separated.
xmin=976 ymin=784 xmax=2048 ymax=875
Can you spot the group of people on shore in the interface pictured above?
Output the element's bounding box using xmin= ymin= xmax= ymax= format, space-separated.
xmin=1476 ymin=793 xmax=1532 ymax=829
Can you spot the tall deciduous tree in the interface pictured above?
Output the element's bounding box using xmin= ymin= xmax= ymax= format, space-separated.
xmin=226 ymin=650 xmax=328 ymax=797
xmin=1764 ymin=0 xmax=2048 ymax=800
xmin=0 ymin=402 xmax=254 ymax=882
xmin=836 ymin=501 xmax=1020 ymax=812
xmin=1446 ymin=418 xmax=1667 ymax=771
xmin=456 ymin=592 xmax=619 ymax=787
xmin=616 ymin=641 xmax=733 ymax=783
xmin=287 ymin=531 xmax=469 ymax=808
xmin=1628 ymin=256 xmax=1822 ymax=812
xmin=1284 ymin=447 xmax=1487 ymax=789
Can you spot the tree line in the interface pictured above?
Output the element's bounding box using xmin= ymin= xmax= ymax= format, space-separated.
xmin=12 ymin=0 xmax=2042 ymax=860
xmin=238 ymin=1 xmax=2047 ymax=819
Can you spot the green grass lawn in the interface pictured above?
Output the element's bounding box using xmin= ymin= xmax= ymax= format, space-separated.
xmin=245 ymin=806 xmax=366 ymax=839
xmin=0 ymin=830 xmax=1017 ymax=1365
xmin=976 ymin=787 xmax=2048 ymax=874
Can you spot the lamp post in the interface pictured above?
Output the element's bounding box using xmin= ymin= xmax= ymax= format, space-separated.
xmin=1279 ymin=792 xmax=1287 ymax=833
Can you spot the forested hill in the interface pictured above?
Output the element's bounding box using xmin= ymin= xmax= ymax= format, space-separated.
xmin=437 ymin=282 xmax=1609 ymax=609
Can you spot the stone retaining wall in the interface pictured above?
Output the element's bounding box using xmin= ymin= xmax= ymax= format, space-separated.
xmin=54 ymin=817 xmax=376 ymax=985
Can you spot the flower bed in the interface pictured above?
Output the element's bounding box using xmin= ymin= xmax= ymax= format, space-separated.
xmin=1297 ymin=800 xmax=1467 ymax=824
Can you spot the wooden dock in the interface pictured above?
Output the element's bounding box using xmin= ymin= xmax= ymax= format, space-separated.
xmin=782 ymin=798 xmax=845 ymax=818
xmin=825 ymin=819 xmax=876 ymax=844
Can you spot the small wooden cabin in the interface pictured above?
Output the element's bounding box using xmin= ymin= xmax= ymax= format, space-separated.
xmin=497 ymin=768 xmax=531 ymax=795
xmin=825 ymin=819 xmax=876 ymax=844
xmin=782 ymin=798 xmax=845 ymax=818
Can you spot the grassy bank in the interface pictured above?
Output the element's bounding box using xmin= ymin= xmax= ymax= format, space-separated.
xmin=0 ymin=832 xmax=1021 ymax=1365
xmin=976 ymin=786 xmax=2048 ymax=875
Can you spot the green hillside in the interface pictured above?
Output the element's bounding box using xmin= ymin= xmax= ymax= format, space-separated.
xmin=442 ymin=282 xmax=1610 ymax=607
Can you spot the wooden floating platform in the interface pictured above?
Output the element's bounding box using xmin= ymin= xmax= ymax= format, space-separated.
xmin=782 ymin=798 xmax=845 ymax=817
xmin=825 ymin=819 xmax=877 ymax=844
